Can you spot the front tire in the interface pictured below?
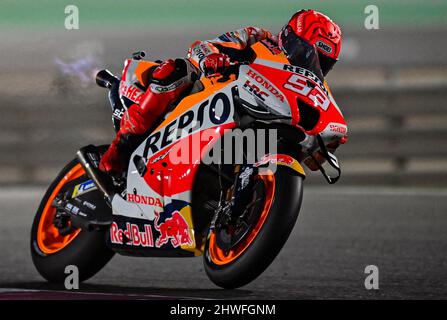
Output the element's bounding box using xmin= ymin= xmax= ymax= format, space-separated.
xmin=204 ymin=166 xmax=303 ymax=289
xmin=30 ymin=159 xmax=114 ymax=283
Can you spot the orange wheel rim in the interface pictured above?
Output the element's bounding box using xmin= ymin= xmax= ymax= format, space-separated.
xmin=208 ymin=172 xmax=275 ymax=266
xmin=36 ymin=163 xmax=85 ymax=255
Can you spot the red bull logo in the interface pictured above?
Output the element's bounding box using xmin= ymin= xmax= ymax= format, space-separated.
xmin=109 ymin=222 xmax=154 ymax=247
xmin=154 ymin=211 xmax=193 ymax=248
xmin=255 ymin=154 xmax=294 ymax=167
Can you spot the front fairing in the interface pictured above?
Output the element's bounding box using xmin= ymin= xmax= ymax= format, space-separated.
xmin=240 ymin=58 xmax=347 ymax=144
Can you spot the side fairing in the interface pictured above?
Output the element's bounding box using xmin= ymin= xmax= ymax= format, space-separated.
xmin=111 ymin=82 xmax=238 ymax=254
xmin=237 ymin=65 xmax=294 ymax=120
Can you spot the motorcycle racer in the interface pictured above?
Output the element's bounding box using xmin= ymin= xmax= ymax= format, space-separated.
xmin=99 ymin=9 xmax=343 ymax=174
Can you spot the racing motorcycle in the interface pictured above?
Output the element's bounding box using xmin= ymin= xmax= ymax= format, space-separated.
xmin=30 ymin=37 xmax=347 ymax=289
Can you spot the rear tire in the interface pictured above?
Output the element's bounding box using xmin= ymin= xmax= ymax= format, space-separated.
xmin=30 ymin=159 xmax=114 ymax=283
xmin=204 ymin=166 xmax=303 ymax=289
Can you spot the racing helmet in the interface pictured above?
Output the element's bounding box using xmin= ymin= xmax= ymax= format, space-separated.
xmin=279 ymin=9 xmax=342 ymax=76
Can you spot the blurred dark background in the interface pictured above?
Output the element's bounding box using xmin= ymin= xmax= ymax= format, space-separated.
xmin=1 ymin=0 xmax=446 ymax=187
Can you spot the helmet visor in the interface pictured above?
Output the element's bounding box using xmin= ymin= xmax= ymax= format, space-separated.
xmin=279 ymin=25 xmax=324 ymax=81
xmin=318 ymin=52 xmax=337 ymax=77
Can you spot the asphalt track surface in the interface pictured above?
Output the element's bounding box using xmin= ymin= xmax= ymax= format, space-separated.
xmin=0 ymin=186 xmax=446 ymax=300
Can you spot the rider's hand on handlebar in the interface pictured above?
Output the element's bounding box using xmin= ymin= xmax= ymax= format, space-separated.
xmin=200 ymin=53 xmax=231 ymax=78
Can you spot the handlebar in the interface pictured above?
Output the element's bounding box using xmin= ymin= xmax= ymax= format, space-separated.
xmin=95 ymin=69 xmax=119 ymax=89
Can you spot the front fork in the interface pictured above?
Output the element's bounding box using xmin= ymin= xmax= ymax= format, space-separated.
xmin=212 ymin=164 xmax=260 ymax=252
xmin=211 ymin=154 xmax=306 ymax=252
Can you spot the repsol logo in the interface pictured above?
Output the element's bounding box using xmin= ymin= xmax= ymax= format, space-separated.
xmin=143 ymin=92 xmax=233 ymax=157
xmin=316 ymin=40 xmax=333 ymax=54
xmin=283 ymin=64 xmax=329 ymax=96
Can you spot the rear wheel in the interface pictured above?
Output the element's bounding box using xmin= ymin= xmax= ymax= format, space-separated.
xmin=204 ymin=166 xmax=303 ymax=289
xmin=30 ymin=159 xmax=114 ymax=283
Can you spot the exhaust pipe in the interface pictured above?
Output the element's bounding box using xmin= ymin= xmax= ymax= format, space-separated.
xmin=76 ymin=145 xmax=116 ymax=204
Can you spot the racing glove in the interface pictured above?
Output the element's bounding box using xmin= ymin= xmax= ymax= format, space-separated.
xmin=199 ymin=53 xmax=231 ymax=77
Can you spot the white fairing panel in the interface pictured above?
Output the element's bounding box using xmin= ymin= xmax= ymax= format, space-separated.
xmin=112 ymin=84 xmax=236 ymax=221
xmin=238 ymin=64 xmax=293 ymax=119
xmin=320 ymin=122 xmax=348 ymax=145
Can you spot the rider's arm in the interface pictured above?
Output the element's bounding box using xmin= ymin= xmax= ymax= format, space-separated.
xmin=188 ymin=26 xmax=273 ymax=69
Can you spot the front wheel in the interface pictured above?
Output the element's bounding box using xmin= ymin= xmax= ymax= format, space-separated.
xmin=30 ymin=158 xmax=114 ymax=283
xmin=203 ymin=166 xmax=303 ymax=289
